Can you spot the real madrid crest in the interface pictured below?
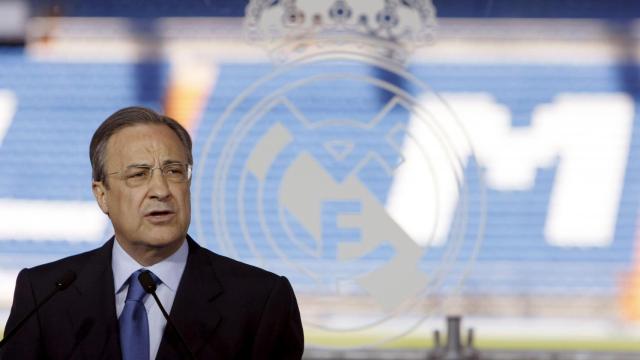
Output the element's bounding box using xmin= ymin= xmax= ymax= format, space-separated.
xmin=194 ymin=0 xmax=486 ymax=348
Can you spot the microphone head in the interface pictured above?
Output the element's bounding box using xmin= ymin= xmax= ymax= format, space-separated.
xmin=138 ymin=270 xmax=157 ymax=293
xmin=55 ymin=270 xmax=77 ymax=291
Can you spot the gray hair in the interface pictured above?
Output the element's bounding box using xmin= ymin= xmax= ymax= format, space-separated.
xmin=89 ymin=106 xmax=193 ymax=186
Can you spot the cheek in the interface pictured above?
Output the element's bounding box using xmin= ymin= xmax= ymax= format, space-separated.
xmin=110 ymin=191 xmax=143 ymax=219
xmin=173 ymin=185 xmax=189 ymax=202
xmin=178 ymin=189 xmax=191 ymax=218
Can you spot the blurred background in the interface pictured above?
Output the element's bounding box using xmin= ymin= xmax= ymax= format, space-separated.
xmin=1 ymin=0 xmax=640 ymax=359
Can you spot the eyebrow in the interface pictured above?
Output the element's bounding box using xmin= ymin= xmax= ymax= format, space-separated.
xmin=125 ymin=160 xmax=184 ymax=168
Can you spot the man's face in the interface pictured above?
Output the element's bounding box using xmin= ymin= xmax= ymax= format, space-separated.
xmin=92 ymin=124 xmax=191 ymax=258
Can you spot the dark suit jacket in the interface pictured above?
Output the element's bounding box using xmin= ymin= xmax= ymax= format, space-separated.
xmin=1 ymin=236 xmax=304 ymax=359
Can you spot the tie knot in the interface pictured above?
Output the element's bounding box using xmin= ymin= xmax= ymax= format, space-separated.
xmin=125 ymin=269 xmax=159 ymax=302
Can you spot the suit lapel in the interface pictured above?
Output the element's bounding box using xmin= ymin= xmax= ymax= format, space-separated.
xmin=66 ymin=238 xmax=121 ymax=360
xmin=156 ymin=236 xmax=222 ymax=359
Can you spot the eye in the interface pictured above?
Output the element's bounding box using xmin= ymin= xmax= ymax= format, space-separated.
xmin=126 ymin=168 xmax=149 ymax=179
xmin=165 ymin=165 xmax=184 ymax=175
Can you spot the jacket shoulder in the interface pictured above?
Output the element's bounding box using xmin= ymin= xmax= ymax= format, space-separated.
xmin=19 ymin=243 xmax=108 ymax=289
xmin=198 ymin=245 xmax=281 ymax=282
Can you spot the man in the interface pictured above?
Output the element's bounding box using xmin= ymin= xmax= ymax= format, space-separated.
xmin=1 ymin=107 xmax=304 ymax=359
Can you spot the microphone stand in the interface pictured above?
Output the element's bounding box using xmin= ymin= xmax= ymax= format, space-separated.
xmin=0 ymin=270 xmax=76 ymax=349
xmin=138 ymin=270 xmax=195 ymax=360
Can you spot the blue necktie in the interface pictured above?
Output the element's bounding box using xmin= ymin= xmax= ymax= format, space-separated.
xmin=119 ymin=269 xmax=152 ymax=360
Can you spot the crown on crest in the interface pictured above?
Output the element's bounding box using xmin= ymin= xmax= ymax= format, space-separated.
xmin=244 ymin=0 xmax=437 ymax=63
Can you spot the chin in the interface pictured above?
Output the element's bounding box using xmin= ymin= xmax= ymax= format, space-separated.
xmin=142 ymin=230 xmax=185 ymax=249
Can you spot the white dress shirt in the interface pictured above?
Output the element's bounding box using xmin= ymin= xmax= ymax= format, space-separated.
xmin=112 ymin=238 xmax=188 ymax=360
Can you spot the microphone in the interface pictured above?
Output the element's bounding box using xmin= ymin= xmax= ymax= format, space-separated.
xmin=0 ymin=270 xmax=77 ymax=349
xmin=138 ymin=270 xmax=195 ymax=360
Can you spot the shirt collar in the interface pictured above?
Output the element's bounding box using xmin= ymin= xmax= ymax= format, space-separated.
xmin=112 ymin=237 xmax=189 ymax=294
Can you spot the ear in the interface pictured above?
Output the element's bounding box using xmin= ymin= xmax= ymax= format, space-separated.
xmin=92 ymin=181 xmax=109 ymax=214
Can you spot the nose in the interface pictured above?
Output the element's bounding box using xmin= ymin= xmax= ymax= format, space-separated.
xmin=147 ymin=168 xmax=171 ymax=200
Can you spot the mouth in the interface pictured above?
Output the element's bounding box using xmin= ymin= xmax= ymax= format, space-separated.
xmin=144 ymin=210 xmax=175 ymax=224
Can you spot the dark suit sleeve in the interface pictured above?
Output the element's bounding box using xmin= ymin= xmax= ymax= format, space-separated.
xmin=251 ymin=276 xmax=304 ymax=359
xmin=1 ymin=269 xmax=44 ymax=360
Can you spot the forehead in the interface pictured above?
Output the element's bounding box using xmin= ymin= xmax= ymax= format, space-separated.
xmin=105 ymin=124 xmax=186 ymax=166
